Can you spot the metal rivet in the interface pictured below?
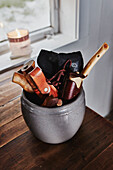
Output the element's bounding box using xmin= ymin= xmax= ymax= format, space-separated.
xmin=44 ymin=88 xmax=48 ymax=92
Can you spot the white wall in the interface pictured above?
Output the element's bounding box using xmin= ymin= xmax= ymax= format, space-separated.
xmin=55 ymin=0 xmax=113 ymax=117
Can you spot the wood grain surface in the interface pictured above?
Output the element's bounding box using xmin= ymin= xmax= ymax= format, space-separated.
xmin=0 ymin=66 xmax=113 ymax=170
xmin=0 ymin=67 xmax=28 ymax=148
xmin=83 ymin=143 xmax=113 ymax=170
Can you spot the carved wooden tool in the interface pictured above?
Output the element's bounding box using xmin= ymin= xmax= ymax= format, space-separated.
xmin=20 ymin=60 xmax=35 ymax=74
xmin=62 ymin=42 xmax=109 ymax=101
xmin=12 ymin=60 xmax=35 ymax=93
xmin=21 ymin=60 xmax=58 ymax=98
xmin=12 ymin=60 xmax=41 ymax=96
xmin=12 ymin=72 xmax=33 ymax=93
xmin=20 ymin=60 xmax=40 ymax=96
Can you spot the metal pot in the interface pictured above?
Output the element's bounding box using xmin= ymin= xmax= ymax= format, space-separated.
xmin=21 ymin=89 xmax=85 ymax=144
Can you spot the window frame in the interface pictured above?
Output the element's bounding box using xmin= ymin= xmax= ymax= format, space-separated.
xmin=0 ymin=0 xmax=60 ymax=53
xmin=0 ymin=0 xmax=80 ymax=72
xmin=30 ymin=0 xmax=60 ymax=43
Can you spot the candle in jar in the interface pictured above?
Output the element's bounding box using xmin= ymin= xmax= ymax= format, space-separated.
xmin=7 ymin=29 xmax=31 ymax=59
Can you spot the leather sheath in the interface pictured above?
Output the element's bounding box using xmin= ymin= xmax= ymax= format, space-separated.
xmin=29 ymin=67 xmax=58 ymax=97
xmin=61 ymin=79 xmax=82 ymax=101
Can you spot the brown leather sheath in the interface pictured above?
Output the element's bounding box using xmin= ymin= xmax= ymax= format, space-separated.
xmin=29 ymin=67 xmax=58 ymax=97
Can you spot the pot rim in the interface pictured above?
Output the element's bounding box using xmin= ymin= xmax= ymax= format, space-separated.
xmin=21 ymin=88 xmax=85 ymax=114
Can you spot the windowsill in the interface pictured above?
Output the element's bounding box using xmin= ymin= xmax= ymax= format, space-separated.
xmin=0 ymin=33 xmax=77 ymax=73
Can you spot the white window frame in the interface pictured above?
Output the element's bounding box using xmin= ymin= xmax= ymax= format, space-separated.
xmin=30 ymin=0 xmax=80 ymax=46
xmin=0 ymin=0 xmax=80 ymax=72
xmin=0 ymin=0 xmax=60 ymax=53
xmin=31 ymin=0 xmax=80 ymax=52
xmin=30 ymin=0 xmax=60 ymax=43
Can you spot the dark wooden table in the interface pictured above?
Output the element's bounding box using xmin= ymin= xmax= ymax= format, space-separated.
xmin=0 ymin=67 xmax=113 ymax=170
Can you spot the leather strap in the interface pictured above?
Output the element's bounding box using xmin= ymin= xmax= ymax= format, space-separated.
xmin=29 ymin=67 xmax=58 ymax=97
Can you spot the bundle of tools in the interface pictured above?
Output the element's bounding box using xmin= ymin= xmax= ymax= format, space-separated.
xmin=12 ymin=42 xmax=109 ymax=107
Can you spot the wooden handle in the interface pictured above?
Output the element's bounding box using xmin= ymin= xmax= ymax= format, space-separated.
xmin=21 ymin=60 xmax=35 ymax=74
xmin=12 ymin=72 xmax=33 ymax=93
xmin=82 ymin=42 xmax=109 ymax=77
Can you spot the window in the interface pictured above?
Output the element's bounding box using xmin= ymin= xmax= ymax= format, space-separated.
xmin=0 ymin=0 xmax=80 ymax=72
xmin=0 ymin=0 xmax=59 ymax=52
xmin=0 ymin=0 xmax=51 ymax=42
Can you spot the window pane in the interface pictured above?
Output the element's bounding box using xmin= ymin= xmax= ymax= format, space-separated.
xmin=0 ymin=0 xmax=50 ymax=41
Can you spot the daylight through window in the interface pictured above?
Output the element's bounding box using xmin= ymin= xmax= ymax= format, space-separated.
xmin=0 ymin=0 xmax=52 ymax=42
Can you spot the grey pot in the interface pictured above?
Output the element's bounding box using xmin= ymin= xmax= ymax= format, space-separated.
xmin=21 ymin=89 xmax=86 ymax=144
